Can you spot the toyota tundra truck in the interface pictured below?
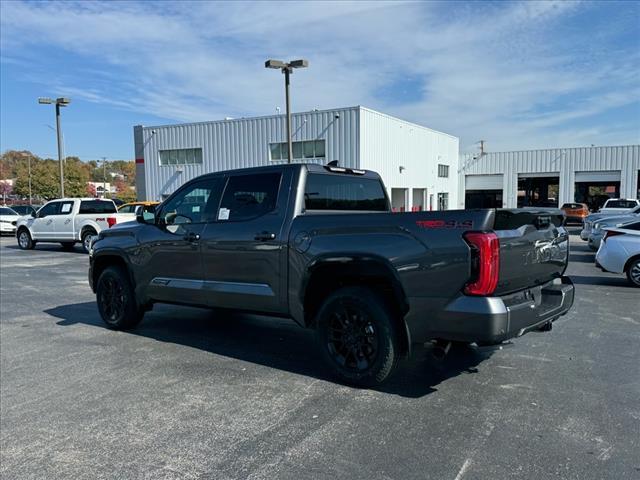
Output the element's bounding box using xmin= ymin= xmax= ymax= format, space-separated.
xmin=89 ymin=164 xmax=574 ymax=386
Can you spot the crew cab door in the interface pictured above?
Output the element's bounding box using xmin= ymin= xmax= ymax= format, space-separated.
xmin=50 ymin=200 xmax=75 ymax=240
xmin=30 ymin=201 xmax=60 ymax=239
xmin=200 ymin=170 xmax=291 ymax=313
xmin=139 ymin=177 xmax=224 ymax=306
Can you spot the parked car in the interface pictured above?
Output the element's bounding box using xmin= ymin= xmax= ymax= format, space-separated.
xmin=595 ymin=220 xmax=640 ymax=287
xmin=16 ymin=198 xmax=122 ymax=253
xmin=588 ymin=209 xmax=640 ymax=250
xmin=89 ymin=164 xmax=574 ymax=386
xmin=117 ymin=201 xmax=159 ymax=221
xmin=599 ymin=198 xmax=640 ymax=214
xmin=560 ymin=203 xmax=589 ymax=225
xmin=9 ymin=205 xmax=39 ymax=217
xmin=581 ymin=205 xmax=640 ymax=241
xmin=0 ymin=206 xmax=20 ymax=235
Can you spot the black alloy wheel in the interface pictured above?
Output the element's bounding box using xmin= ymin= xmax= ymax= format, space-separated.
xmin=316 ymin=286 xmax=399 ymax=386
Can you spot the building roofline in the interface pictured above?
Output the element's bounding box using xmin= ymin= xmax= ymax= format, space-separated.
xmin=358 ymin=106 xmax=458 ymax=140
xmin=136 ymin=105 xmax=458 ymax=140
xmin=137 ymin=106 xmax=362 ymax=130
xmin=460 ymin=144 xmax=640 ymax=157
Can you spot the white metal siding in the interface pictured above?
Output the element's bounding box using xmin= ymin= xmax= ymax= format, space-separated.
xmin=140 ymin=107 xmax=359 ymax=200
xmin=460 ymin=145 xmax=640 ymax=207
xmin=359 ymin=107 xmax=459 ymax=210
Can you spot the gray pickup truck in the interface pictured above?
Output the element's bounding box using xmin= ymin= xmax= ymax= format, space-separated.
xmin=89 ymin=163 xmax=574 ymax=385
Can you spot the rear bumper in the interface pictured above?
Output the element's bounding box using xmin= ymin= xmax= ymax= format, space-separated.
xmin=405 ymin=276 xmax=574 ymax=344
xmin=564 ymin=216 xmax=585 ymax=225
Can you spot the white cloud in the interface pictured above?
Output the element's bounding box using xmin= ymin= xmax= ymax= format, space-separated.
xmin=1 ymin=0 xmax=638 ymax=152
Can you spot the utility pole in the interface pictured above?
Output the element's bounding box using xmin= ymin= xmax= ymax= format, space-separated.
xmin=101 ymin=157 xmax=107 ymax=198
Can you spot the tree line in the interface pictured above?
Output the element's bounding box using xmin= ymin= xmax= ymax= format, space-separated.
xmin=0 ymin=150 xmax=136 ymax=203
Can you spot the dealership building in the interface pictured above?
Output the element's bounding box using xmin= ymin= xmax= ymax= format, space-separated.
xmin=134 ymin=106 xmax=459 ymax=211
xmin=133 ymin=106 xmax=639 ymax=212
xmin=460 ymin=145 xmax=640 ymax=210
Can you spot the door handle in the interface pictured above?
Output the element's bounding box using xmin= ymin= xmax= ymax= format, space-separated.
xmin=46 ymin=220 xmax=53 ymax=225
xmin=184 ymin=232 xmax=200 ymax=242
xmin=255 ymin=231 xmax=276 ymax=241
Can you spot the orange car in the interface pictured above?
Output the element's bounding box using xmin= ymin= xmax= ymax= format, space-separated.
xmin=561 ymin=203 xmax=589 ymax=225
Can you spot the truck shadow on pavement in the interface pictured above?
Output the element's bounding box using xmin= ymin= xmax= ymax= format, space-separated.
xmin=46 ymin=302 xmax=494 ymax=398
xmin=4 ymin=244 xmax=87 ymax=254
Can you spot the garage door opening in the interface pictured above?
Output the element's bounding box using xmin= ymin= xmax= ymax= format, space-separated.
xmin=465 ymin=190 xmax=503 ymax=208
xmin=518 ymin=176 xmax=559 ymax=207
xmin=412 ymin=188 xmax=425 ymax=211
xmin=391 ymin=188 xmax=408 ymax=212
xmin=574 ymin=182 xmax=620 ymax=211
xmin=574 ymin=171 xmax=621 ymax=211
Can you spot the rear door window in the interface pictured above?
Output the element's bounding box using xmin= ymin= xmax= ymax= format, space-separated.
xmin=218 ymin=173 xmax=281 ymax=221
xmin=304 ymin=173 xmax=388 ymax=211
xmin=58 ymin=201 xmax=74 ymax=215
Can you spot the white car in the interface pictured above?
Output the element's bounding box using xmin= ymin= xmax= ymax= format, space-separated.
xmin=16 ymin=198 xmax=122 ymax=253
xmin=0 ymin=206 xmax=20 ymax=235
xmin=595 ymin=220 xmax=640 ymax=287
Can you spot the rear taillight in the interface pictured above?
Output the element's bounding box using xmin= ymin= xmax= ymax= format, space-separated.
xmin=603 ymin=230 xmax=624 ymax=242
xmin=463 ymin=231 xmax=500 ymax=296
xmin=107 ymin=217 xmax=117 ymax=228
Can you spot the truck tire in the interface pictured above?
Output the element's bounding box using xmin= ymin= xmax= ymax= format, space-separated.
xmin=96 ymin=265 xmax=144 ymax=330
xmin=60 ymin=242 xmax=75 ymax=250
xmin=17 ymin=228 xmax=35 ymax=250
xmin=315 ymin=286 xmax=399 ymax=387
xmin=626 ymin=257 xmax=640 ymax=287
xmin=81 ymin=229 xmax=96 ymax=253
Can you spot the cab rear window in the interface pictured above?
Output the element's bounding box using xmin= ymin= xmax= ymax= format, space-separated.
xmin=605 ymin=200 xmax=637 ymax=209
xmin=304 ymin=173 xmax=388 ymax=211
xmin=79 ymin=201 xmax=116 ymax=214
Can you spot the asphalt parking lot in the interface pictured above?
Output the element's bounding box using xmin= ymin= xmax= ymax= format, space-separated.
xmin=1 ymin=231 xmax=638 ymax=480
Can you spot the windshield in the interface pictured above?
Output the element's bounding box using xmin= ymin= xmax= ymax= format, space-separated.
xmin=0 ymin=207 xmax=18 ymax=215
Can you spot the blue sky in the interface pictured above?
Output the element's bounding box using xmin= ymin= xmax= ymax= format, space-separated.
xmin=1 ymin=0 xmax=639 ymax=161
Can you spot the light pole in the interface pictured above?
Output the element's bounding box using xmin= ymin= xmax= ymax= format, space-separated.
xmin=265 ymin=59 xmax=308 ymax=163
xmin=38 ymin=97 xmax=70 ymax=197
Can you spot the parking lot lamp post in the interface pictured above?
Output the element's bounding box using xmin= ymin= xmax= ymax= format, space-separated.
xmin=265 ymin=59 xmax=308 ymax=163
xmin=38 ymin=97 xmax=71 ymax=197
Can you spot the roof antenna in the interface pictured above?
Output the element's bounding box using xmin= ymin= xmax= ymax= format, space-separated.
xmin=327 ymin=160 xmax=339 ymax=167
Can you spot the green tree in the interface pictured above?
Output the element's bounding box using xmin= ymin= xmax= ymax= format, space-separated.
xmin=63 ymin=157 xmax=91 ymax=197
xmin=30 ymin=159 xmax=60 ymax=200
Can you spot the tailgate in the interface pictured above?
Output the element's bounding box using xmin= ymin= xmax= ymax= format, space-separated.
xmin=493 ymin=209 xmax=569 ymax=295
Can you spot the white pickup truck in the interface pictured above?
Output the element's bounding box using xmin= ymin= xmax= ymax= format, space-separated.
xmin=16 ymin=198 xmax=121 ymax=253
xmin=599 ymin=198 xmax=640 ymax=214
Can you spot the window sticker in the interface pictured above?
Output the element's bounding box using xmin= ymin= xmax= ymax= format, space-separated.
xmin=61 ymin=203 xmax=72 ymax=213
xmin=192 ymin=205 xmax=201 ymax=213
xmin=218 ymin=208 xmax=230 ymax=220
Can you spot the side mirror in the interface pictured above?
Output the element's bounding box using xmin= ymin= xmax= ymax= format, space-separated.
xmin=31 ymin=211 xmax=37 ymax=218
